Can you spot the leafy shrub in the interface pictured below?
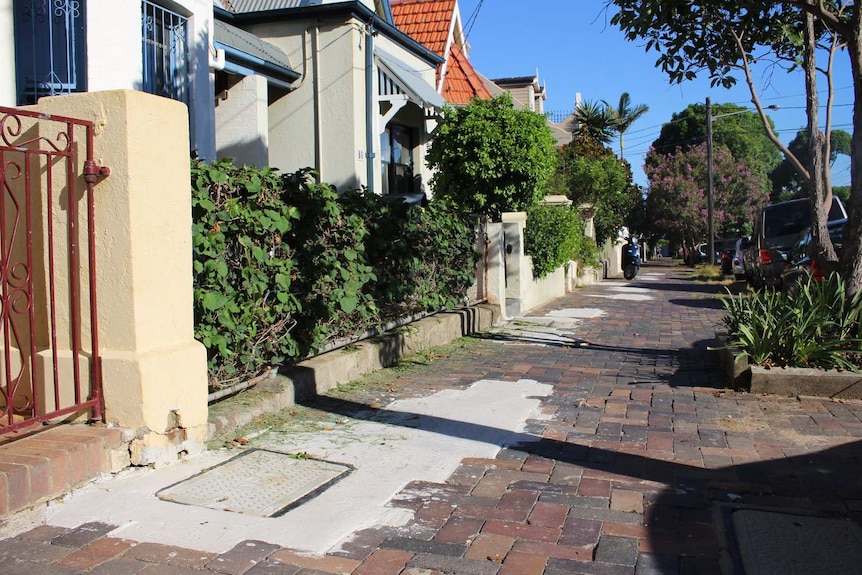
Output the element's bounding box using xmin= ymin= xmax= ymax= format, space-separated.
xmin=191 ymin=159 xmax=301 ymax=388
xmin=525 ymin=204 xmax=597 ymax=278
xmin=281 ymin=170 xmax=379 ymax=357
xmin=720 ymin=275 xmax=862 ymax=370
xmin=426 ymin=94 xmax=558 ymax=220
xmin=192 ymin=162 xmax=480 ymax=390
xmin=339 ymin=192 xmax=479 ymax=317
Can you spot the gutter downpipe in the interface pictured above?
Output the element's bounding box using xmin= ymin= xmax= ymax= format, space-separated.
xmin=313 ymin=24 xmax=323 ymax=180
xmin=365 ymin=21 xmax=375 ymax=192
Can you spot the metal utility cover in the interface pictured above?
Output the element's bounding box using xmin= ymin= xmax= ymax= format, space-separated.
xmin=157 ymin=449 xmax=352 ymax=517
xmin=733 ymin=510 xmax=862 ymax=575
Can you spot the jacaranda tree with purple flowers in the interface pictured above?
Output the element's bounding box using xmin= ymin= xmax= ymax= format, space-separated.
xmin=644 ymin=143 xmax=768 ymax=251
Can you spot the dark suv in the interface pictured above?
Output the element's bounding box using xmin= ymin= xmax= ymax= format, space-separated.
xmin=743 ymin=196 xmax=847 ymax=289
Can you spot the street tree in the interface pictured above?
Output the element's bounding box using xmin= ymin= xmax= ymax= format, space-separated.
xmin=603 ymin=92 xmax=650 ymax=159
xmin=650 ymin=103 xmax=781 ymax=196
xmin=426 ymin=94 xmax=558 ymax=220
xmin=770 ymin=129 xmax=852 ymax=200
xmin=558 ymin=134 xmax=641 ymax=245
xmin=609 ymin=0 xmax=862 ymax=293
xmin=644 ymin=143 xmax=768 ymax=249
xmin=572 ymin=100 xmax=615 ymax=146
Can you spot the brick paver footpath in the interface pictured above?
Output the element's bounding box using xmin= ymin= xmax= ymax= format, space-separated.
xmin=3 ymin=260 xmax=862 ymax=574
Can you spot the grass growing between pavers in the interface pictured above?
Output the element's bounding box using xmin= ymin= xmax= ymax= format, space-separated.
xmin=689 ymin=264 xmax=737 ymax=285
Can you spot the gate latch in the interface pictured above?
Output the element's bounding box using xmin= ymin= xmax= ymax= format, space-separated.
xmin=83 ymin=161 xmax=110 ymax=184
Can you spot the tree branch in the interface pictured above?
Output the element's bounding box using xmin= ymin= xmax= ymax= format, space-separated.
xmin=730 ymin=28 xmax=810 ymax=182
xmin=784 ymin=0 xmax=851 ymax=39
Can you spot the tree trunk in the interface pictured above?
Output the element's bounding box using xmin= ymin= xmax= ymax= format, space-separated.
xmin=803 ymin=7 xmax=837 ymax=270
xmin=841 ymin=7 xmax=862 ymax=296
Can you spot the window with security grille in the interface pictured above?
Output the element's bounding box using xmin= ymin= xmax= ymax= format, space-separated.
xmin=14 ymin=0 xmax=87 ymax=105
xmin=141 ymin=0 xmax=189 ymax=104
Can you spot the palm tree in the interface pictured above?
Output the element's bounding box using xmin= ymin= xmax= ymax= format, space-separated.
xmin=603 ymin=92 xmax=649 ymax=159
xmin=572 ymin=100 xmax=615 ymax=145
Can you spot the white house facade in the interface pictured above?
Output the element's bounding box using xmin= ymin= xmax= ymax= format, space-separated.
xmin=1 ymin=0 xmax=218 ymax=158
xmin=216 ymin=0 xmax=445 ymax=197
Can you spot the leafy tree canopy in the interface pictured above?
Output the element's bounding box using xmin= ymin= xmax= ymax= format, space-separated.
xmin=651 ymin=103 xmax=782 ymax=192
xmin=572 ymin=100 xmax=615 ymax=145
xmin=558 ymin=134 xmax=640 ymax=244
xmin=644 ymin=142 xmax=768 ymax=247
xmin=426 ymin=94 xmax=558 ymax=220
xmin=770 ymin=129 xmax=853 ymax=200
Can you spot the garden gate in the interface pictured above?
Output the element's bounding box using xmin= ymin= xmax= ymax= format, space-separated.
xmin=0 ymin=105 xmax=107 ymax=434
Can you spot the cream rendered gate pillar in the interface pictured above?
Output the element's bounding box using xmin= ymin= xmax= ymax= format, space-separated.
xmin=35 ymin=91 xmax=208 ymax=467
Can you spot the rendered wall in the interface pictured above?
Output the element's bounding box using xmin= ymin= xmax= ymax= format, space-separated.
xmin=216 ymin=74 xmax=269 ymax=167
xmin=485 ymin=212 xmax=574 ymax=319
xmin=33 ymin=91 xmax=209 ymax=467
xmin=255 ymin=19 xmax=363 ymax=191
xmin=249 ymin=16 xmax=440 ymax=195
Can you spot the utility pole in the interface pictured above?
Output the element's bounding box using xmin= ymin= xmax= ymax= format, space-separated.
xmin=705 ymin=97 xmax=715 ymax=265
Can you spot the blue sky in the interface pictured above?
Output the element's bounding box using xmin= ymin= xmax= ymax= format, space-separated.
xmin=456 ymin=0 xmax=854 ymax=189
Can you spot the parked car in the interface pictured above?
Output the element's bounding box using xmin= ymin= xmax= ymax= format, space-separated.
xmin=712 ymin=238 xmax=738 ymax=274
xmin=743 ymin=196 xmax=848 ymax=289
xmin=780 ymin=218 xmax=847 ymax=295
xmin=732 ymin=237 xmax=749 ymax=281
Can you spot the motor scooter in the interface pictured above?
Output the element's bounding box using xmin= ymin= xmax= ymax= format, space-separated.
xmin=622 ymin=239 xmax=641 ymax=280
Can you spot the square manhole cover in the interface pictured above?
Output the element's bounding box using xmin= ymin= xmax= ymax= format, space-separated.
xmin=733 ymin=510 xmax=862 ymax=575
xmin=157 ymin=449 xmax=353 ymax=517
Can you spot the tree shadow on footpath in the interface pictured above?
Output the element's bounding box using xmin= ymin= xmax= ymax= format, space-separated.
xmin=468 ymin=333 xmax=726 ymax=389
xmin=297 ymin=390 xmax=862 ymax=574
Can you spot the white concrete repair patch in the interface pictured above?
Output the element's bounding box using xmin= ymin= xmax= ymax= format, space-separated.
xmin=489 ymin=326 xmax=579 ymax=346
xmin=547 ymin=308 xmax=606 ymax=319
xmin=46 ymin=378 xmax=552 ymax=555
xmin=607 ymin=287 xmax=651 ymax=294
xmin=586 ymin=293 xmax=654 ymax=301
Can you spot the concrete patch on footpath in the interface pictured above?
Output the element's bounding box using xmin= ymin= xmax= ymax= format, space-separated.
xmin=586 ymin=292 xmax=655 ymax=301
xmin=44 ymin=378 xmax=552 ymax=555
xmin=483 ymin=306 xmax=607 ymax=347
xmin=631 ymin=272 xmax=664 ymax=281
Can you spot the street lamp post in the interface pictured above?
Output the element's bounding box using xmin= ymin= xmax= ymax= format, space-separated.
xmin=705 ymin=99 xmax=779 ymax=266
xmin=706 ymin=98 xmax=715 ymax=265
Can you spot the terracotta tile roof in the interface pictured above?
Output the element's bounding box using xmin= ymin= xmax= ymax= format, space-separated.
xmin=391 ymin=0 xmax=491 ymax=104
xmin=443 ymin=42 xmax=493 ymax=104
xmin=391 ymin=0 xmax=455 ymax=57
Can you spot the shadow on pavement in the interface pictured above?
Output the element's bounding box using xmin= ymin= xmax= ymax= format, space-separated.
xmin=298 ymin=393 xmax=862 ymax=574
xmin=468 ymin=333 xmax=724 ymax=389
xmin=667 ymin=297 xmax=725 ymax=310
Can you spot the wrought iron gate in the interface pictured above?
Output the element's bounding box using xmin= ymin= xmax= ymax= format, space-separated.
xmin=0 ymin=105 xmax=107 ymax=434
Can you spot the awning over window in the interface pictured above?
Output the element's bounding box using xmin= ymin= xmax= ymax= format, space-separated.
xmin=376 ymin=48 xmax=445 ymax=110
xmin=214 ymin=20 xmax=300 ymax=84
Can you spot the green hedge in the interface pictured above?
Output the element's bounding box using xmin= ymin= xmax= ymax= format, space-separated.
xmin=192 ymin=160 xmax=478 ymax=390
xmin=525 ymin=204 xmax=598 ymax=279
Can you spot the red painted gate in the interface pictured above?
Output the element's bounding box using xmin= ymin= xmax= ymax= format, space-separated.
xmin=0 ymin=106 xmax=108 ymax=434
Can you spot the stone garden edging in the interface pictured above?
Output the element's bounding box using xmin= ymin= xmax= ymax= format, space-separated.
xmin=714 ymin=333 xmax=862 ymax=399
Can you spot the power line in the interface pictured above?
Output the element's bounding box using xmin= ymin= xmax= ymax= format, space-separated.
xmin=464 ymin=0 xmax=485 ymax=41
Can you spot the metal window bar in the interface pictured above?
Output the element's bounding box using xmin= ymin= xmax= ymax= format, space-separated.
xmin=15 ymin=0 xmax=84 ymax=103
xmin=141 ymin=1 xmax=189 ymax=104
